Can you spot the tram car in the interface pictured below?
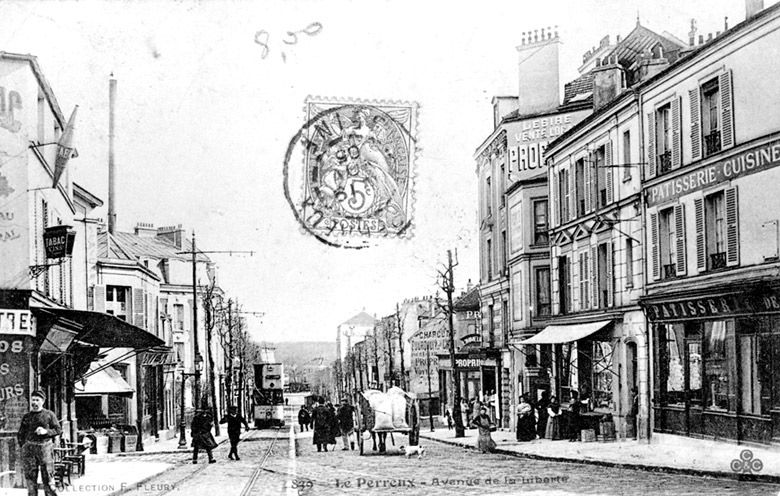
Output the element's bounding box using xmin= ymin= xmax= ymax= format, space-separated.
xmin=252 ymin=363 xmax=285 ymax=428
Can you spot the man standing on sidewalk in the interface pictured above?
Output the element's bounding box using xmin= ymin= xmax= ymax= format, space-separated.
xmin=336 ymin=399 xmax=355 ymax=450
xmin=17 ymin=390 xmax=61 ymax=496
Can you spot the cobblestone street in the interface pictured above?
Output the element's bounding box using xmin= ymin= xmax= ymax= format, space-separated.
xmin=110 ymin=427 xmax=780 ymax=496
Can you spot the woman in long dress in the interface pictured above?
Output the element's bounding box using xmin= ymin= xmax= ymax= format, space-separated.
xmin=545 ymin=396 xmax=562 ymax=440
xmin=516 ymin=394 xmax=536 ymax=442
xmin=470 ymin=406 xmax=496 ymax=453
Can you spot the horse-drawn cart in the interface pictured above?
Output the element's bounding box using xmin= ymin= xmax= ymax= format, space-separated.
xmin=354 ymin=387 xmax=420 ymax=455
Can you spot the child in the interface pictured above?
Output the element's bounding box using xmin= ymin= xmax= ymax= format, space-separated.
xmin=445 ymin=409 xmax=453 ymax=430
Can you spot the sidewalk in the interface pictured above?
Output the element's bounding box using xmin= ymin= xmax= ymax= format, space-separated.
xmin=420 ymin=427 xmax=780 ymax=484
xmin=0 ymin=433 xmax=230 ymax=496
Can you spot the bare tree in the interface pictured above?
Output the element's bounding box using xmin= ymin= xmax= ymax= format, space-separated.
xmin=396 ymin=303 xmax=407 ymax=390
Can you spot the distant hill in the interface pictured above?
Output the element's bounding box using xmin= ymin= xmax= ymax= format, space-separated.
xmin=267 ymin=341 xmax=336 ymax=367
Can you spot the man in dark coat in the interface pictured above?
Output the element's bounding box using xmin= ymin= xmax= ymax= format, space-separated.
xmin=337 ymin=398 xmax=355 ymax=450
xmin=311 ymin=397 xmax=334 ymax=452
xmin=219 ymin=405 xmax=250 ymax=460
xmin=298 ymin=405 xmax=311 ymax=432
xmin=17 ymin=390 xmax=61 ymax=496
xmin=191 ymin=408 xmax=217 ymax=463
xmin=536 ymin=391 xmax=550 ymax=439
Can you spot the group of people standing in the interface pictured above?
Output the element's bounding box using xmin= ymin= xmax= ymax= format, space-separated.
xmin=516 ymin=390 xmax=593 ymax=442
xmin=299 ymin=398 xmax=355 ymax=453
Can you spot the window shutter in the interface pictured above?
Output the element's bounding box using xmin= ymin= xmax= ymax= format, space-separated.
xmin=720 ymin=70 xmax=734 ymax=150
xmin=590 ymin=245 xmax=597 ymax=309
xmin=725 ymin=186 xmax=740 ymax=266
xmin=647 ymin=112 xmax=656 ymax=179
xmin=674 ymin=204 xmax=687 ymax=276
xmin=552 ymin=171 xmax=559 ymax=227
xmin=551 ymin=256 xmax=559 ymax=315
xmin=568 ymin=166 xmax=576 ymax=221
xmin=93 ymin=285 xmax=106 ymax=313
xmin=694 ymin=197 xmax=706 ymax=272
xmin=133 ymin=287 xmax=145 ymax=328
xmin=689 ymin=88 xmax=701 ymax=161
xmin=584 ymin=156 xmax=593 ymax=213
xmin=605 ymin=141 xmax=614 ymax=204
xmin=606 ymin=242 xmax=614 ymax=307
xmin=671 ymin=96 xmax=681 ymax=168
xmin=650 ymin=211 xmax=660 ymax=280
xmin=570 ymin=255 xmax=576 ymax=310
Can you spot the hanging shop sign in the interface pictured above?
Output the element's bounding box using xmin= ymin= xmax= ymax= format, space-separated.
xmin=0 ymin=310 xmax=33 ymax=336
xmin=43 ymin=225 xmax=76 ymax=259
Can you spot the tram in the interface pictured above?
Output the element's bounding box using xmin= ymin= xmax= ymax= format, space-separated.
xmin=252 ymin=362 xmax=285 ymax=428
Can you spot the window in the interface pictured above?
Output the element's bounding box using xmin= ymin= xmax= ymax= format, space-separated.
xmin=500 ymin=230 xmax=507 ymax=271
xmin=596 ymin=145 xmax=607 ymax=208
xmin=533 ymin=200 xmax=548 ymax=245
xmin=625 ymin=239 xmax=634 ymax=288
xmin=701 ymin=78 xmax=721 ymax=156
xmin=486 ymin=177 xmax=492 ymax=217
xmin=662 ymin=324 xmax=686 ymax=406
xmin=500 ymin=162 xmax=506 ymax=207
xmin=575 ymin=158 xmax=586 ymax=217
xmin=174 ymin=303 xmax=185 ymax=330
xmin=592 ymin=341 xmax=614 ymax=410
xmin=659 ymin=208 xmax=676 ymax=280
xmin=175 ymin=342 xmax=185 ymax=364
xmin=559 ymin=342 xmax=578 ymax=401
xmin=525 ymin=345 xmax=538 ymax=367
xmin=705 ymin=191 xmax=726 ymax=270
xmin=597 ymin=243 xmax=609 ymax=308
xmin=486 ymin=239 xmax=493 ymax=280
xmin=535 ymin=267 xmax=551 ymax=316
xmin=488 ymin=305 xmax=495 ymax=348
xmin=502 ymin=300 xmax=509 ymax=345
xmin=106 ymin=286 xmax=129 ymax=320
xmin=622 ymin=130 xmax=631 ymax=180
xmin=558 ymin=255 xmax=570 ymax=314
xmin=558 ymin=169 xmax=569 ymax=223
xmin=656 ymin=103 xmax=672 ymax=174
xmin=578 ymin=250 xmax=590 ymax=310
xmin=704 ymin=320 xmax=731 ymax=411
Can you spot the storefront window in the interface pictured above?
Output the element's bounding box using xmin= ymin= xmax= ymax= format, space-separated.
xmin=592 ymin=341 xmax=614 ymax=410
xmin=737 ymin=317 xmax=776 ymax=416
xmin=559 ymin=342 xmax=578 ymax=401
xmin=664 ymin=324 xmax=685 ymax=406
xmin=704 ymin=320 xmax=731 ymax=411
xmin=687 ymin=340 xmax=702 ymax=406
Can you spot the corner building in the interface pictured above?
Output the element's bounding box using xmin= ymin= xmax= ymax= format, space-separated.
xmin=640 ymin=1 xmax=780 ymax=445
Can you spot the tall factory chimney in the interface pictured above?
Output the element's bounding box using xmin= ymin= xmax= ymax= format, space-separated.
xmin=108 ymin=75 xmax=117 ymax=234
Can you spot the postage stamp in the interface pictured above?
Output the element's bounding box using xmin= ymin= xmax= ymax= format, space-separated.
xmin=283 ymin=97 xmax=419 ymax=248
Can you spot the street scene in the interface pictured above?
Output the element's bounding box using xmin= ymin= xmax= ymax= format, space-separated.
xmin=2 ymin=0 xmax=780 ymax=495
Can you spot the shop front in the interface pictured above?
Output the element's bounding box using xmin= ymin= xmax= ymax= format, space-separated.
xmin=643 ymin=283 xmax=780 ymax=445
xmin=438 ymin=349 xmax=500 ymax=422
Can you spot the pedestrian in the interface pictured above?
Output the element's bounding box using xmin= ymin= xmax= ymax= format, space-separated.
xmin=327 ymin=402 xmax=339 ymax=451
xmin=516 ymin=393 xmax=535 ymax=442
xmin=191 ymin=406 xmax=217 ymax=464
xmin=336 ymin=398 xmax=356 ymax=450
xmin=460 ymin=398 xmax=470 ymax=427
xmin=17 ymin=390 xmax=61 ymax=496
xmin=536 ymin=391 xmax=550 ymax=439
xmin=311 ymin=397 xmax=334 ymax=452
xmin=470 ymin=406 xmax=496 ymax=453
xmin=445 ymin=409 xmax=453 ymax=430
xmin=545 ymin=396 xmax=562 ymax=440
xmin=219 ymin=405 xmax=250 ymax=461
xmin=628 ymin=387 xmax=639 ymax=439
xmin=298 ymin=405 xmax=311 ymax=432
xmin=568 ymin=391 xmax=582 ymax=442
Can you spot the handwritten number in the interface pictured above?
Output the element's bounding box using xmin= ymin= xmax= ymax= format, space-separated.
xmin=302 ymin=22 xmax=322 ymax=36
xmin=254 ymin=30 xmax=270 ymax=59
xmin=283 ymin=31 xmax=298 ymax=45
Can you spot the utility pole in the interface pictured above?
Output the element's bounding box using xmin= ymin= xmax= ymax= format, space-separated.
xmin=226 ymin=300 xmax=233 ymax=406
xmin=442 ymin=249 xmax=465 ymax=437
xmin=426 ymin=343 xmax=434 ymax=432
xmin=383 ymin=318 xmax=395 ymax=387
xmin=191 ymin=233 xmax=203 ymax=410
xmin=372 ymin=324 xmax=381 ymax=390
xmin=396 ymin=303 xmax=406 ymax=390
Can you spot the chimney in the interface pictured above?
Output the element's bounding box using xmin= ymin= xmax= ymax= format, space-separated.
xmin=108 ymin=76 xmax=117 ymax=234
xmin=492 ymin=96 xmax=520 ymax=128
xmin=746 ymin=0 xmax=764 ymax=19
xmin=156 ymin=224 xmax=185 ymax=249
xmin=592 ymin=56 xmax=626 ymax=111
xmin=688 ymin=19 xmax=698 ymax=46
xmin=134 ymin=222 xmax=156 ymax=237
xmin=516 ymin=26 xmax=561 ymax=115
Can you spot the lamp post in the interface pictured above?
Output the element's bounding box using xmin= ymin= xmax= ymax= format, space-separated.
xmin=177 ymin=357 xmax=203 ymax=449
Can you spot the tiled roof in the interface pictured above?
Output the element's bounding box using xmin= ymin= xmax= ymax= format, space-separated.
xmin=562 ymin=72 xmax=595 ymax=106
xmin=112 ymin=232 xmax=209 ymax=262
xmin=97 ymin=231 xmax=134 ymax=261
xmin=453 ymin=285 xmax=480 ymax=311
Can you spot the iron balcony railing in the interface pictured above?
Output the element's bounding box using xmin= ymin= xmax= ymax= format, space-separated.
xmin=658 ymin=151 xmax=672 ymax=175
xmin=705 ymin=131 xmax=721 ymax=156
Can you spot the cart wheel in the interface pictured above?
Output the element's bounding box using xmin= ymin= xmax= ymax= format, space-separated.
xmin=355 ymin=402 xmax=365 ymax=455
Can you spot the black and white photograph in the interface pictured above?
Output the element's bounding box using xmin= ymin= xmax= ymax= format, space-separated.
xmin=1 ymin=0 xmax=780 ymax=494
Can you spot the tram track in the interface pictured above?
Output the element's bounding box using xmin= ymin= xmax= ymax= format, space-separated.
xmin=238 ymin=426 xmax=282 ymax=496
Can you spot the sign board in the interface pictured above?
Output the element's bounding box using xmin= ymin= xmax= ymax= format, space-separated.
xmin=43 ymin=225 xmax=76 ymax=259
xmin=0 ymin=310 xmax=34 ymax=336
xmin=0 ymin=334 xmax=32 ymax=431
xmin=644 ymin=288 xmax=780 ymax=321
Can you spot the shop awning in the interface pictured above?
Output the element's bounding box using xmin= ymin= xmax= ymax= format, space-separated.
xmin=520 ymin=320 xmax=612 ymax=345
xmin=32 ymin=308 xmax=164 ymax=349
xmin=75 ymin=365 xmax=134 ymax=397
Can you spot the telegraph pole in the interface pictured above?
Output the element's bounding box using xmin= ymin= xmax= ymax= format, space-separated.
xmin=191 ymin=233 xmax=202 ymax=409
xmin=426 ymin=343 xmax=434 ymax=432
xmin=443 ymin=249 xmax=465 ymax=437
xmin=396 ymin=303 xmax=406 ymax=390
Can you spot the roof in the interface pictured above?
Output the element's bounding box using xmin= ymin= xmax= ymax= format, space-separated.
xmin=453 ymin=285 xmax=480 ymax=311
xmin=340 ymin=311 xmax=376 ymax=328
xmin=111 ymin=231 xmax=209 ymax=262
xmin=562 ymin=72 xmax=595 ymax=106
xmin=73 ymin=183 xmax=103 ymax=208
xmin=97 ymin=231 xmax=135 ymax=261
xmin=0 ymin=52 xmax=65 ymax=127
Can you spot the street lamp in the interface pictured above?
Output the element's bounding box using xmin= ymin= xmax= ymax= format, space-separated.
xmin=177 ymin=357 xmax=203 ymax=449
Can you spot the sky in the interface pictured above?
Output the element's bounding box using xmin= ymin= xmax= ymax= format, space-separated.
xmin=1 ymin=0 xmax=767 ymax=342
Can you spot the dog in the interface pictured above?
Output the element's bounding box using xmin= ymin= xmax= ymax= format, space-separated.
xmin=400 ymin=445 xmax=425 ymax=458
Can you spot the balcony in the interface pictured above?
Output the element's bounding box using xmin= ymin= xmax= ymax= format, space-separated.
xmin=657 ymin=151 xmax=672 ymax=175
xmin=662 ymin=263 xmax=676 ymax=280
xmin=705 ymin=131 xmax=721 ymax=156
xmin=709 ymin=252 xmax=727 ymax=271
